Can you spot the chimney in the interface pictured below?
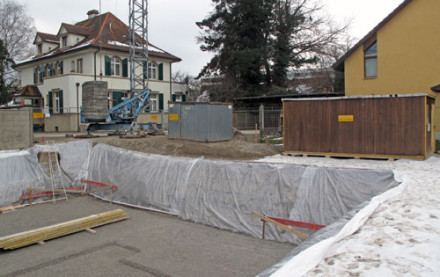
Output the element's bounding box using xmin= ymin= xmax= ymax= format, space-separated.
xmin=87 ymin=9 xmax=99 ymax=19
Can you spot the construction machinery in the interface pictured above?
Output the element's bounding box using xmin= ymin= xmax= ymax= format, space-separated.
xmin=81 ymin=0 xmax=152 ymax=133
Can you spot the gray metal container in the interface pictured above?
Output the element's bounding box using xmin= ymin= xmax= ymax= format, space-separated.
xmin=82 ymin=81 xmax=108 ymax=122
xmin=168 ymin=102 xmax=233 ymax=142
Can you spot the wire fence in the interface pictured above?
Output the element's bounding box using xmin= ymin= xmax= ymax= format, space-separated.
xmin=233 ymin=109 xmax=283 ymax=136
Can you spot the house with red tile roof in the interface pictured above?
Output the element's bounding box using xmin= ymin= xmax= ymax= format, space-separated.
xmin=15 ymin=10 xmax=187 ymax=132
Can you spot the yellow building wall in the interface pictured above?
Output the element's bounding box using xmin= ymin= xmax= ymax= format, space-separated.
xmin=345 ymin=0 xmax=440 ymax=135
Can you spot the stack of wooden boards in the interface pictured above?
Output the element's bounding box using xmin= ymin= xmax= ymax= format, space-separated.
xmin=0 ymin=209 xmax=128 ymax=250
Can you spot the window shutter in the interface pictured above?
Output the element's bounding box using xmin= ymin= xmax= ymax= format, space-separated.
xmin=105 ymin=56 xmax=111 ymax=76
xmin=39 ymin=65 xmax=44 ymax=83
xmin=159 ymin=93 xmax=164 ymax=111
xmin=112 ymin=91 xmax=123 ymax=106
xmin=59 ymin=90 xmax=63 ymax=114
xmin=172 ymin=94 xmax=176 ymax=102
xmin=182 ymin=94 xmax=186 ymax=102
xmin=143 ymin=61 xmax=148 ymax=79
xmin=122 ymin=58 xmax=128 ymax=77
xmin=59 ymin=61 xmax=64 ymax=75
xmin=48 ymin=91 xmax=53 ymax=114
xmin=158 ymin=63 xmax=163 ymax=80
xmin=33 ymin=67 xmax=37 ymax=84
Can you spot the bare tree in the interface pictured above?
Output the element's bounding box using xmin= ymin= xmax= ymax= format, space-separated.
xmin=0 ymin=0 xmax=36 ymax=63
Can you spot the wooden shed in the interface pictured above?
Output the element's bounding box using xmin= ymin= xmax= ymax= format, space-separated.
xmin=283 ymin=94 xmax=435 ymax=159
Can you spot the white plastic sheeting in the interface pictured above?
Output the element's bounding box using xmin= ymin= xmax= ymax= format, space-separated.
xmin=0 ymin=141 xmax=92 ymax=206
xmin=0 ymin=150 xmax=44 ymax=206
xmin=87 ymin=144 xmax=399 ymax=245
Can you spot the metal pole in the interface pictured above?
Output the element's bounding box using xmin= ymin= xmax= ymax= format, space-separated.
xmin=76 ymin=82 xmax=80 ymax=132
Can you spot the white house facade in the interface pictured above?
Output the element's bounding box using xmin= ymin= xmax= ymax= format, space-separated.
xmin=15 ymin=10 xmax=187 ymax=131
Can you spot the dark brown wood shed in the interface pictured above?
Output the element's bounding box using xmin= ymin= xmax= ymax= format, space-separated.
xmin=283 ymin=94 xmax=435 ymax=159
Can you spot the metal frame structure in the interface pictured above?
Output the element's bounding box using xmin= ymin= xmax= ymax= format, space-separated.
xmin=129 ymin=0 xmax=149 ymax=93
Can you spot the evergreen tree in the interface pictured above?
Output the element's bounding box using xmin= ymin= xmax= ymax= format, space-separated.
xmin=197 ymin=0 xmax=350 ymax=99
xmin=197 ymin=0 xmax=274 ymax=99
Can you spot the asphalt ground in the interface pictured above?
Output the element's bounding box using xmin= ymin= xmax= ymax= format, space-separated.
xmin=0 ymin=196 xmax=294 ymax=277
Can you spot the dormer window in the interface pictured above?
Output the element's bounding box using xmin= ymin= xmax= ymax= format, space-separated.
xmin=37 ymin=44 xmax=43 ymax=55
xmin=62 ymin=36 xmax=67 ymax=48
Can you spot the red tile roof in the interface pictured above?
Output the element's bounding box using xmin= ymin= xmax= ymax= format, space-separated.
xmin=18 ymin=12 xmax=180 ymax=66
xmin=58 ymin=23 xmax=91 ymax=37
xmin=34 ymin=32 xmax=59 ymax=44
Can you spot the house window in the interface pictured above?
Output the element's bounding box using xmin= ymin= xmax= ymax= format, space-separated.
xmin=62 ymin=36 xmax=67 ymax=48
xmin=49 ymin=90 xmax=63 ymax=114
xmin=149 ymin=93 xmax=158 ymax=112
xmin=77 ymin=59 xmax=83 ymax=73
xmin=45 ymin=64 xmax=50 ymax=77
xmin=364 ymin=41 xmax=377 ymax=78
xmin=148 ymin=62 xmax=157 ymax=79
xmin=111 ymin=57 xmax=121 ymax=76
xmin=145 ymin=93 xmax=163 ymax=112
xmin=55 ymin=61 xmax=63 ymax=75
xmin=71 ymin=60 xmax=76 ymax=72
xmin=37 ymin=44 xmax=43 ymax=55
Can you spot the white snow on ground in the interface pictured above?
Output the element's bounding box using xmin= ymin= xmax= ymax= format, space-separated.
xmin=257 ymin=155 xmax=440 ymax=276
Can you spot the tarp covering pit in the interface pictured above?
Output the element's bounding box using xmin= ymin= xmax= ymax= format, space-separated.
xmin=88 ymin=144 xmax=399 ymax=244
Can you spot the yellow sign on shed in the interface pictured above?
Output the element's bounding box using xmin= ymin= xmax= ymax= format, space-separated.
xmin=150 ymin=115 xmax=159 ymax=120
xmin=169 ymin=114 xmax=179 ymax=121
xmin=33 ymin=112 xmax=44 ymax=119
xmin=338 ymin=115 xmax=354 ymax=122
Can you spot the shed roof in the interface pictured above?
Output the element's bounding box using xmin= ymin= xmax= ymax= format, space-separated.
xmin=13 ymin=85 xmax=42 ymax=98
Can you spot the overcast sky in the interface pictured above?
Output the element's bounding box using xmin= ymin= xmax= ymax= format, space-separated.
xmin=16 ymin=0 xmax=404 ymax=76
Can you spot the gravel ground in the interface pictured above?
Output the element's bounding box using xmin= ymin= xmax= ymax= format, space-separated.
xmin=33 ymin=132 xmax=282 ymax=161
xmin=0 ymin=196 xmax=294 ymax=277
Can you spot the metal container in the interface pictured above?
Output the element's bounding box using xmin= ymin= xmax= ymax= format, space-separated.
xmin=82 ymin=81 xmax=108 ymax=122
xmin=168 ymin=102 xmax=233 ymax=142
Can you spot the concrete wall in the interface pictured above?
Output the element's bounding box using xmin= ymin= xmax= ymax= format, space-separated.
xmin=137 ymin=112 xmax=169 ymax=129
xmin=44 ymin=113 xmax=79 ymax=132
xmin=0 ymin=109 xmax=33 ymax=150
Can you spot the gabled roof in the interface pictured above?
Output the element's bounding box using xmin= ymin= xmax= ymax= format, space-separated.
xmin=33 ymin=32 xmax=59 ymax=45
xmin=17 ymin=12 xmax=181 ymax=66
xmin=13 ymin=85 xmax=42 ymax=98
xmin=333 ymin=0 xmax=413 ymax=71
xmin=57 ymin=23 xmax=91 ymax=37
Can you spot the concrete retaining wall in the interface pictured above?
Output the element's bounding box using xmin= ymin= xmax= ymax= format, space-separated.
xmin=0 ymin=109 xmax=33 ymax=150
xmin=45 ymin=114 xmax=79 ymax=132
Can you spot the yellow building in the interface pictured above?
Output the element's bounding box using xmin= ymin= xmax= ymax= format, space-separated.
xmin=333 ymin=0 xmax=440 ymax=139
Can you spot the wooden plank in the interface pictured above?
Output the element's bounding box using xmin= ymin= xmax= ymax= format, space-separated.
xmin=252 ymin=211 xmax=308 ymax=240
xmin=0 ymin=205 xmax=15 ymax=213
xmin=0 ymin=209 xmax=128 ymax=250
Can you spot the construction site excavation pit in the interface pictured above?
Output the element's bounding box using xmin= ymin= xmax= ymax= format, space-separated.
xmin=0 ymin=141 xmax=399 ymax=276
